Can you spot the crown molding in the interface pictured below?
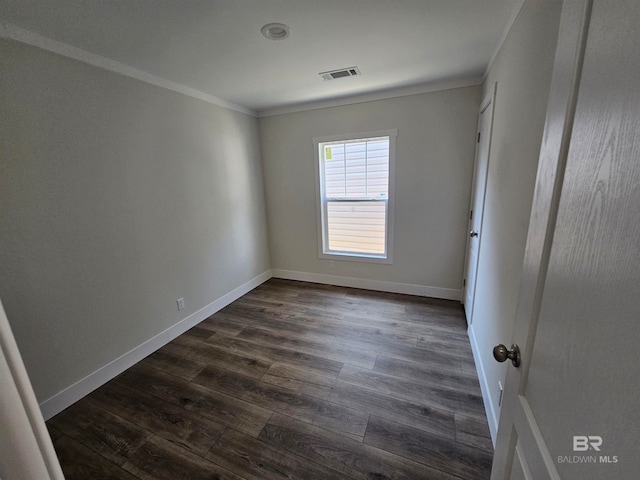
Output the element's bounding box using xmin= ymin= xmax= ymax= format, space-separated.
xmin=257 ymin=76 xmax=483 ymax=117
xmin=0 ymin=22 xmax=256 ymax=117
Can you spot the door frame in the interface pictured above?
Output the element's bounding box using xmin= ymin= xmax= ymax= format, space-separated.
xmin=463 ymin=83 xmax=497 ymax=324
xmin=0 ymin=299 xmax=65 ymax=480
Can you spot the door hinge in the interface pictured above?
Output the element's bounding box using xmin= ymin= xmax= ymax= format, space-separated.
xmin=477 ymin=132 xmax=481 ymax=143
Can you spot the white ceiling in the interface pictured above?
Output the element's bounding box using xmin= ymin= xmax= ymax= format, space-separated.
xmin=0 ymin=1 xmax=523 ymax=115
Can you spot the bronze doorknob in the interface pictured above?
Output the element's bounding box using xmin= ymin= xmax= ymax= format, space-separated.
xmin=493 ymin=344 xmax=521 ymax=368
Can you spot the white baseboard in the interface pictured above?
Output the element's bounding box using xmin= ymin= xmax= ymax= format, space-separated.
xmin=39 ymin=270 xmax=272 ymax=420
xmin=468 ymin=323 xmax=499 ymax=446
xmin=271 ymin=269 xmax=462 ymax=301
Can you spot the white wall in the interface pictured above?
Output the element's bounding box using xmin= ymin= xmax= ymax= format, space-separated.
xmin=259 ymin=86 xmax=481 ymax=298
xmin=0 ymin=39 xmax=271 ymax=413
xmin=468 ymin=0 xmax=562 ymax=440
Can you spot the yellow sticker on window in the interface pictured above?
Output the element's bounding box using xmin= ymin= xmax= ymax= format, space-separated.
xmin=325 ymin=147 xmax=332 ymax=160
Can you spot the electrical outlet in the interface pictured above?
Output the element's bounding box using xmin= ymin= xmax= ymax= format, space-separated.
xmin=328 ymin=260 xmax=335 ymax=268
xmin=177 ymin=297 xmax=185 ymax=311
xmin=498 ymin=381 xmax=504 ymax=407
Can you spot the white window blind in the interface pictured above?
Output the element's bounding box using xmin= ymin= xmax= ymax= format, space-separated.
xmin=317 ymin=134 xmax=393 ymax=259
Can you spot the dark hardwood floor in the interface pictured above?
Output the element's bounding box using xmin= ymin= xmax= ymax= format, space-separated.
xmin=47 ymin=278 xmax=493 ymax=479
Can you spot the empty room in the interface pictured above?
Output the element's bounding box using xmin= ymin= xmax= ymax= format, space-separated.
xmin=1 ymin=1 xmax=638 ymax=479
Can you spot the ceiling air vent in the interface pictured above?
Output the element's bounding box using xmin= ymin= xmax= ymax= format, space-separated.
xmin=319 ymin=67 xmax=361 ymax=81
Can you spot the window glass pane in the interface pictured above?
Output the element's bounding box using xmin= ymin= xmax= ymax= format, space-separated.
xmin=365 ymin=140 xmax=389 ymax=197
xmin=326 ymin=201 xmax=386 ymax=254
xmin=322 ymin=137 xmax=389 ymax=199
xmin=345 ymin=142 xmax=367 ymax=197
xmin=324 ymin=144 xmax=345 ymax=197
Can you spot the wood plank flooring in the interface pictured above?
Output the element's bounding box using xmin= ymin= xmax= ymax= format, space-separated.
xmin=47 ymin=278 xmax=493 ymax=479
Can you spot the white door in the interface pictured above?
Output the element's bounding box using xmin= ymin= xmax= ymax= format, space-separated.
xmin=492 ymin=1 xmax=640 ymax=478
xmin=463 ymin=86 xmax=495 ymax=323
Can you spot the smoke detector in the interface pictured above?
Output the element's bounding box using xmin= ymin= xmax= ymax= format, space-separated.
xmin=261 ymin=23 xmax=291 ymax=40
xmin=319 ymin=67 xmax=361 ymax=81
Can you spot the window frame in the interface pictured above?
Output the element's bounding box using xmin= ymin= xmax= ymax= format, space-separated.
xmin=313 ymin=129 xmax=397 ymax=264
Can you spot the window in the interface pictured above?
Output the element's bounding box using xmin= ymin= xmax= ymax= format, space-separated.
xmin=314 ymin=129 xmax=396 ymax=263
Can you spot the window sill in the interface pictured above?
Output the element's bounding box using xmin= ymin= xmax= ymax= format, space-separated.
xmin=319 ymin=251 xmax=393 ymax=265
